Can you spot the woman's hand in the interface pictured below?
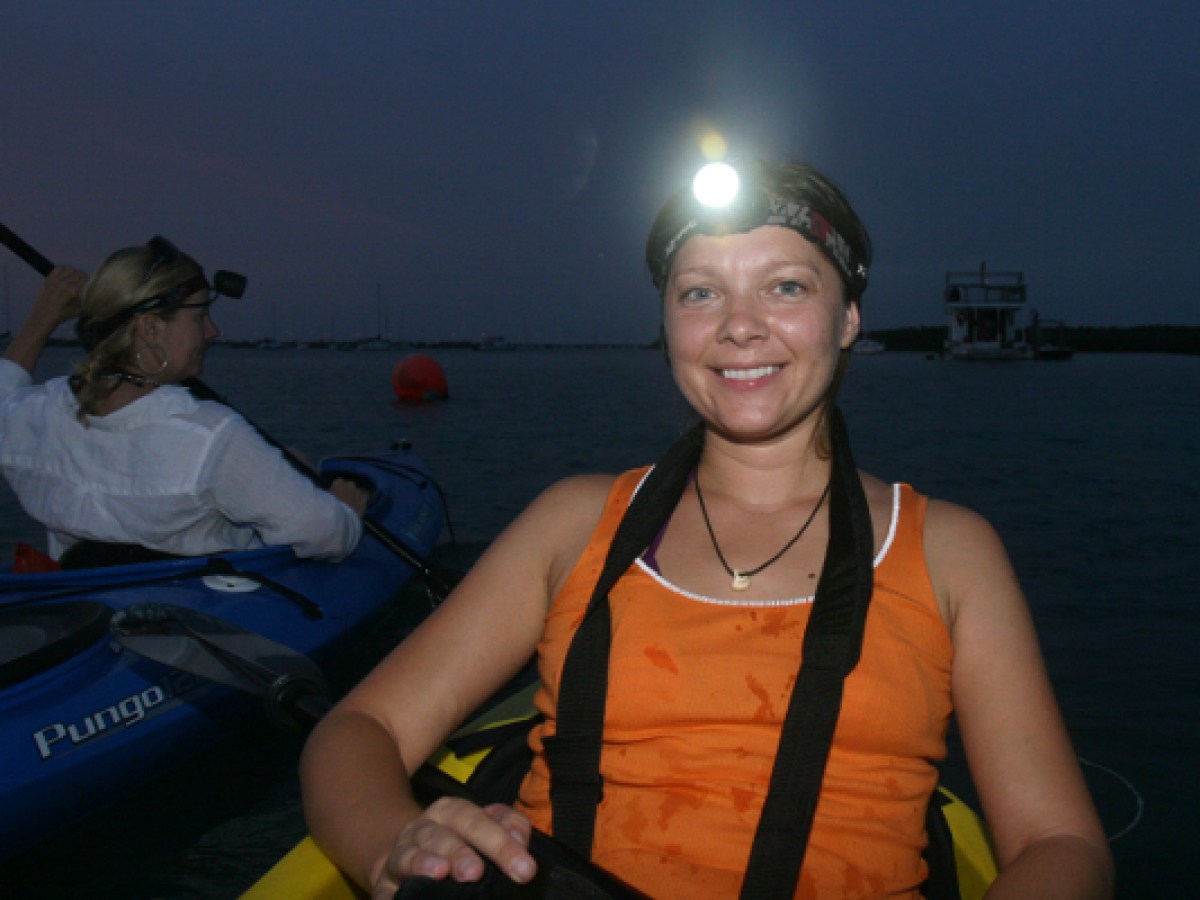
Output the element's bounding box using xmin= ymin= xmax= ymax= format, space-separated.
xmin=4 ymin=266 xmax=88 ymax=374
xmin=33 ymin=266 xmax=86 ymax=327
xmin=373 ymin=798 xmax=536 ymax=900
xmin=330 ymin=477 xmax=372 ymax=517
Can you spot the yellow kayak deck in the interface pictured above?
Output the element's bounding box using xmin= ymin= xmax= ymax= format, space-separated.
xmin=242 ymin=684 xmax=997 ymax=899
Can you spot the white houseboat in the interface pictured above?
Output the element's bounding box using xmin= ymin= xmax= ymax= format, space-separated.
xmin=943 ymin=263 xmax=1031 ymax=360
xmin=942 ymin=263 xmax=1073 ymax=360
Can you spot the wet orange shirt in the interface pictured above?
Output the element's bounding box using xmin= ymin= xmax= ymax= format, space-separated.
xmin=516 ymin=470 xmax=954 ymax=898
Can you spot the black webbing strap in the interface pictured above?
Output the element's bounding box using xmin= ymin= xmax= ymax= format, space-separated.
xmin=542 ymin=421 xmax=705 ymax=854
xmin=738 ymin=405 xmax=875 ymax=898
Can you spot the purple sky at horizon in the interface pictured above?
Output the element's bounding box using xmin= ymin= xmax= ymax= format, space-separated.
xmin=3 ymin=1 xmax=1197 ymax=343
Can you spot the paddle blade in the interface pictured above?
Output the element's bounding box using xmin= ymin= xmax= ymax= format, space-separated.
xmin=110 ymin=603 xmax=330 ymax=723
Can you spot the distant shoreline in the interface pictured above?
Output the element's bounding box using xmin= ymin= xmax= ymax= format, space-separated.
xmin=860 ymin=324 xmax=1200 ymax=356
xmin=13 ymin=324 xmax=1200 ymax=355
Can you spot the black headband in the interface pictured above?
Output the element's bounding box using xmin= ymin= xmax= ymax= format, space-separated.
xmin=74 ymin=236 xmax=247 ymax=351
xmin=648 ymin=165 xmax=869 ymax=297
xmin=75 ymin=272 xmax=211 ymax=351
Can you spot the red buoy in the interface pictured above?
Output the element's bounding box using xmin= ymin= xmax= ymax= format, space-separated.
xmin=391 ymin=354 xmax=448 ymax=403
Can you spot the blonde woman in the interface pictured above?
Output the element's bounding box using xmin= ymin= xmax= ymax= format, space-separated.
xmin=0 ymin=238 xmax=367 ymax=565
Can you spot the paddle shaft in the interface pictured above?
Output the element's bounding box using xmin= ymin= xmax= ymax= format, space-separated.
xmin=0 ymin=220 xmax=449 ymax=599
xmin=0 ymin=221 xmax=54 ymax=276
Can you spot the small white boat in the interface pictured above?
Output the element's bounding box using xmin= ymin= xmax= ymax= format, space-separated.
xmin=356 ymin=337 xmax=393 ymax=351
xmin=852 ymin=338 xmax=886 ymax=355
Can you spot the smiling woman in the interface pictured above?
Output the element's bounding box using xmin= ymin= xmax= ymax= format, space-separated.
xmin=299 ymin=158 xmax=1113 ymax=899
xmin=663 ymin=226 xmax=860 ymax=444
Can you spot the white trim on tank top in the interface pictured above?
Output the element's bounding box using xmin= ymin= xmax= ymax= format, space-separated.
xmin=632 ymin=480 xmax=901 ymax=608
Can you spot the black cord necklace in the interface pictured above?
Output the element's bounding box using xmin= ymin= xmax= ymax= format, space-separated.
xmin=694 ymin=475 xmax=831 ymax=591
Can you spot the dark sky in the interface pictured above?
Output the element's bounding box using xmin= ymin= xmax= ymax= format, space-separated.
xmin=3 ymin=1 xmax=1197 ymax=343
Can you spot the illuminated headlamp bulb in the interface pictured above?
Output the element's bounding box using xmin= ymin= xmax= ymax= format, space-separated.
xmin=692 ymin=162 xmax=740 ymax=209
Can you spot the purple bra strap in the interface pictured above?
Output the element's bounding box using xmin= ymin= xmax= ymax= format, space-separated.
xmin=639 ymin=467 xmax=696 ymax=574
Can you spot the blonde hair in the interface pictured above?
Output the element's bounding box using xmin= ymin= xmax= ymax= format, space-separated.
xmin=71 ymin=245 xmax=201 ymax=421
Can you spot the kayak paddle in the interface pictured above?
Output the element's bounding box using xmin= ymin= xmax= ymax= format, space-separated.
xmin=109 ymin=602 xmax=647 ymax=899
xmin=110 ymin=602 xmax=331 ymax=726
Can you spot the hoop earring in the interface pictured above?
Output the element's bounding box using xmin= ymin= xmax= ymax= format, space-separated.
xmin=135 ymin=347 xmax=170 ymax=377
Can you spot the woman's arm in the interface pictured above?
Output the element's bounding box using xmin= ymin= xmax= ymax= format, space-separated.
xmin=205 ymin=415 xmax=365 ymax=559
xmin=3 ymin=267 xmax=86 ymax=374
xmin=300 ymin=474 xmax=615 ymax=898
xmin=927 ymin=501 xmax=1114 ymax=899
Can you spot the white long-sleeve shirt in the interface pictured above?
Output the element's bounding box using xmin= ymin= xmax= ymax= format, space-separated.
xmin=0 ymin=359 xmax=361 ymax=561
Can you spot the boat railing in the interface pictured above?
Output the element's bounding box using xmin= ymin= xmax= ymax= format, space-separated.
xmin=944 ymin=286 xmax=1027 ymax=308
xmin=944 ymin=267 xmax=1027 ymax=308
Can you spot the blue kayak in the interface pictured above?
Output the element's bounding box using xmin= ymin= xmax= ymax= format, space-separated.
xmin=0 ymin=445 xmax=446 ymax=862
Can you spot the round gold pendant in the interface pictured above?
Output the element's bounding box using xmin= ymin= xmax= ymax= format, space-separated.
xmin=731 ymin=572 xmax=751 ymax=591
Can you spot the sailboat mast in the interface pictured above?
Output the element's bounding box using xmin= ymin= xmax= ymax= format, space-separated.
xmin=375 ymin=282 xmax=389 ymax=340
xmin=2 ymin=264 xmax=11 ymax=335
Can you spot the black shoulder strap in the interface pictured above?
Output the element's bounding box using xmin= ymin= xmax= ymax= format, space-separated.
xmin=544 ymin=407 xmax=875 ymax=900
xmin=738 ymin=405 xmax=875 ymax=898
xmin=542 ymin=421 xmax=704 ymax=853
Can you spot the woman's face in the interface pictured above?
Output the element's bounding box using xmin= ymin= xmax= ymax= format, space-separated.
xmin=663 ymin=225 xmax=860 ymax=444
xmin=145 ymin=290 xmax=221 ymax=382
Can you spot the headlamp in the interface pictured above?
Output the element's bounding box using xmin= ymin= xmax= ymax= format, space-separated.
xmin=649 ymin=161 xmax=868 ymax=297
xmin=212 ymin=268 xmax=247 ymax=300
xmin=76 ymin=236 xmax=248 ymax=350
xmin=138 ymin=235 xmax=247 ymax=302
xmin=692 ymin=162 xmax=741 ymax=209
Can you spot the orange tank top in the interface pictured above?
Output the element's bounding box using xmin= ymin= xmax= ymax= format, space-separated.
xmin=515 ymin=469 xmax=954 ymax=899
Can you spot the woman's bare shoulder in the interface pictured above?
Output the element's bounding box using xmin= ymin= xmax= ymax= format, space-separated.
xmin=859 ymin=470 xmax=893 ymax=505
xmin=923 ymin=496 xmax=1007 ymax=561
xmin=857 ymin=471 xmax=897 ymax=552
xmin=501 ymin=472 xmax=621 ymax=591
xmin=856 ymin=474 xmax=1003 ymax=566
xmin=919 ymin=494 xmax=1024 ymax=629
xmin=520 ymin=472 xmax=620 ymax=533
xmin=536 ymin=471 xmax=621 ymax=504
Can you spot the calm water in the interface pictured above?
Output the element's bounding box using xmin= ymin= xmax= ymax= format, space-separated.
xmin=1 ymin=347 xmax=1196 ymax=898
